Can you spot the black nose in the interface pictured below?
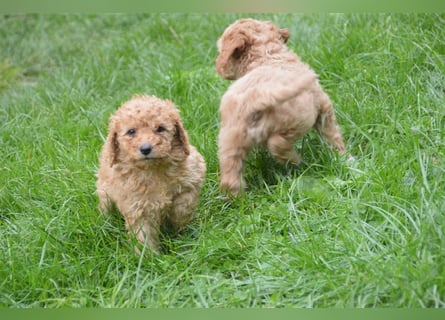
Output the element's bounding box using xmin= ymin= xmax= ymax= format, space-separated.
xmin=140 ymin=143 xmax=152 ymax=156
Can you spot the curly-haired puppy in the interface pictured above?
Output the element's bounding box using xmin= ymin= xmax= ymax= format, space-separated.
xmin=96 ymin=95 xmax=206 ymax=253
xmin=216 ymin=18 xmax=347 ymax=195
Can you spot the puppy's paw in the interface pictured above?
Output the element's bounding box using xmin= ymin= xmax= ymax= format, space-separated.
xmin=274 ymin=152 xmax=302 ymax=167
xmin=220 ymin=178 xmax=246 ymax=197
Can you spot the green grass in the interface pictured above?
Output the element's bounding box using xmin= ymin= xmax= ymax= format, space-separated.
xmin=0 ymin=13 xmax=444 ymax=307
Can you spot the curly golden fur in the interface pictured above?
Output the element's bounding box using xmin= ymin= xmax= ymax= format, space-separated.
xmin=216 ymin=18 xmax=347 ymax=195
xmin=96 ymin=95 xmax=206 ymax=253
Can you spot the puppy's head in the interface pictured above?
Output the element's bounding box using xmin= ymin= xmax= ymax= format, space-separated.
xmin=106 ymin=95 xmax=190 ymax=168
xmin=215 ymin=18 xmax=290 ymax=80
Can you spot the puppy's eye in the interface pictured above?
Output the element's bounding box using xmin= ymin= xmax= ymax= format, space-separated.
xmin=126 ymin=129 xmax=136 ymax=136
xmin=155 ymin=126 xmax=165 ymax=133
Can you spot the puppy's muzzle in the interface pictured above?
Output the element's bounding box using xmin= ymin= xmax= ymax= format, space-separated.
xmin=140 ymin=143 xmax=153 ymax=156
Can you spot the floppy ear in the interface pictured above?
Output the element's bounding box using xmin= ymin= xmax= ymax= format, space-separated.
xmin=279 ymin=28 xmax=290 ymax=43
xmin=106 ymin=117 xmax=120 ymax=167
xmin=110 ymin=132 xmax=120 ymax=167
xmin=107 ymin=132 xmax=119 ymax=168
xmin=172 ymin=121 xmax=190 ymax=157
xmin=215 ymin=33 xmax=249 ymax=79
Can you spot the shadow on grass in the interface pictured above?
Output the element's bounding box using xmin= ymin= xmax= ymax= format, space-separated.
xmin=243 ymin=147 xmax=314 ymax=193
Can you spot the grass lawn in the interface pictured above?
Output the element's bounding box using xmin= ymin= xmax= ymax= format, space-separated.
xmin=0 ymin=13 xmax=444 ymax=307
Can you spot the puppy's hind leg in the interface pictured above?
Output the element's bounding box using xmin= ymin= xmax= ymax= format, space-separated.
xmin=218 ymin=127 xmax=251 ymax=196
xmin=315 ymin=93 xmax=346 ymax=154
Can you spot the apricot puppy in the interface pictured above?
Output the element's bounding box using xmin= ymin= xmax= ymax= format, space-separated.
xmin=216 ymin=18 xmax=346 ymax=195
xmin=96 ymin=95 xmax=206 ymax=253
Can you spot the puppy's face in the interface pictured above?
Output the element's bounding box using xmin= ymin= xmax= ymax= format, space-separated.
xmin=216 ymin=18 xmax=290 ymax=80
xmin=108 ymin=95 xmax=190 ymax=168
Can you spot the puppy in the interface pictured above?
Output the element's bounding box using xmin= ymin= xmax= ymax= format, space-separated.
xmin=215 ymin=18 xmax=347 ymax=195
xmin=96 ymin=95 xmax=206 ymax=254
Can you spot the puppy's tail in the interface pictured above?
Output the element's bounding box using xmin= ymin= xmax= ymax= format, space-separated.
xmin=243 ymin=67 xmax=317 ymax=111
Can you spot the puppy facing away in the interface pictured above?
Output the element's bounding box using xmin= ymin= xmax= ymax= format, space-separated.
xmin=215 ymin=18 xmax=347 ymax=195
xmin=96 ymin=95 xmax=206 ymax=254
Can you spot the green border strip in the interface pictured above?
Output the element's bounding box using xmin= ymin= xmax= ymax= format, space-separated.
xmin=1 ymin=309 xmax=445 ymax=320
xmin=1 ymin=0 xmax=444 ymax=13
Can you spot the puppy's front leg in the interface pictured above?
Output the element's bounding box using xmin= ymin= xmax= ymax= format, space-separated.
xmin=267 ymin=133 xmax=302 ymax=165
xmin=134 ymin=222 xmax=161 ymax=254
xmin=169 ymin=190 xmax=199 ymax=230
xmin=97 ymin=191 xmax=112 ymax=213
xmin=125 ymin=213 xmax=161 ymax=254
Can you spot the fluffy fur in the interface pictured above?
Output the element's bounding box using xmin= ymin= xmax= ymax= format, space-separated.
xmin=96 ymin=95 xmax=206 ymax=253
xmin=216 ymin=18 xmax=347 ymax=195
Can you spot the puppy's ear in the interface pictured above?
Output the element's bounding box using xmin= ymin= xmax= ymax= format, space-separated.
xmin=216 ymin=32 xmax=250 ymax=79
xmin=279 ymin=28 xmax=290 ymax=43
xmin=106 ymin=117 xmax=120 ymax=167
xmin=111 ymin=132 xmax=120 ymax=167
xmin=173 ymin=121 xmax=190 ymax=157
xmin=110 ymin=132 xmax=120 ymax=167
